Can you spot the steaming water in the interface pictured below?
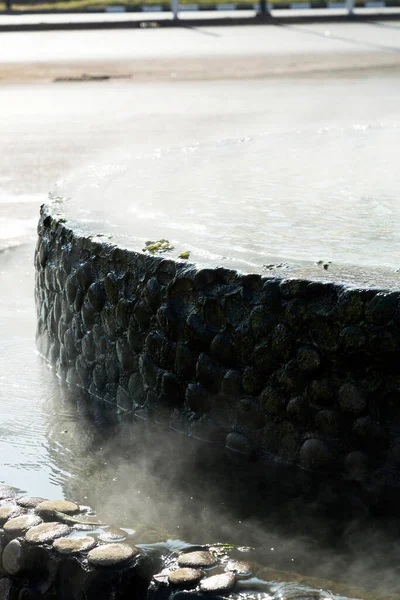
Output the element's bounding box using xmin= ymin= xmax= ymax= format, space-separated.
xmin=2 ymin=77 xmax=400 ymax=599
xmin=55 ymin=123 xmax=400 ymax=286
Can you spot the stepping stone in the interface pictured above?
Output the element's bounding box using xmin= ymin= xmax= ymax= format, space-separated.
xmin=199 ymin=572 xmax=236 ymax=593
xmin=17 ymin=497 xmax=46 ymax=509
xmin=25 ymin=522 xmax=71 ymax=544
xmin=0 ymin=505 xmax=21 ymax=526
xmin=53 ymin=535 xmax=97 ymax=555
xmin=178 ymin=551 xmax=218 ymax=569
xmin=225 ymin=560 xmax=252 ymax=576
xmin=4 ymin=514 xmax=42 ymax=537
xmin=36 ymin=499 xmax=80 ymax=515
xmin=87 ymin=543 xmax=138 ymax=567
xmin=168 ymin=568 xmax=203 ymax=587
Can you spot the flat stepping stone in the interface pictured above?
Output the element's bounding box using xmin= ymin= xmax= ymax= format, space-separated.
xmin=2 ymin=539 xmax=27 ymax=575
xmin=200 ymin=572 xmax=236 ymax=593
xmin=53 ymin=535 xmax=97 ymax=555
xmin=17 ymin=497 xmax=46 ymax=509
xmin=87 ymin=543 xmax=138 ymax=567
xmin=178 ymin=551 xmax=218 ymax=569
xmin=36 ymin=499 xmax=80 ymax=515
xmin=97 ymin=531 xmax=126 ymax=543
xmin=4 ymin=514 xmax=42 ymax=537
xmin=168 ymin=568 xmax=204 ymax=587
xmin=25 ymin=522 xmax=71 ymax=544
xmin=225 ymin=560 xmax=252 ymax=576
xmin=0 ymin=505 xmax=21 ymax=526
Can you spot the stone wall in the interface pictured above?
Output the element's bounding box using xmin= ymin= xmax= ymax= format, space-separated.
xmin=35 ymin=203 xmax=400 ymax=487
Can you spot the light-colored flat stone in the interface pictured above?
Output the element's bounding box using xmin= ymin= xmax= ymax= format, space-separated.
xmin=25 ymin=522 xmax=71 ymax=544
xmin=53 ymin=535 xmax=97 ymax=555
xmin=0 ymin=505 xmax=21 ymax=526
xmin=178 ymin=551 xmax=218 ymax=569
xmin=168 ymin=567 xmax=203 ymax=587
xmin=225 ymin=560 xmax=252 ymax=576
xmin=2 ymin=539 xmax=27 ymax=575
xmin=4 ymin=514 xmax=42 ymax=537
xmin=87 ymin=543 xmax=138 ymax=567
xmin=199 ymin=572 xmax=236 ymax=593
xmin=17 ymin=497 xmax=46 ymax=509
xmin=36 ymin=499 xmax=80 ymax=515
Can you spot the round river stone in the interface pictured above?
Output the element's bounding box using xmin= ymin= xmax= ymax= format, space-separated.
xmin=199 ymin=572 xmax=236 ymax=593
xmin=87 ymin=543 xmax=138 ymax=567
xmin=168 ymin=568 xmax=203 ymax=587
xmin=178 ymin=551 xmax=217 ymax=569
xmin=2 ymin=539 xmax=26 ymax=575
xmin=36 ymin=499 xmax=80 ymax=515
xmin=0 ymin=505 xmax=21 ymax=526
xmin=4 ymin=514 xmax=43 ymax=537
xmin=17 ymin=497 xmax=46 ymax=509
xmin=53 ymin=535 xmax=97 ymax=555
xmin=225 ymin=560 xmax=252 ymax=576
xmin=25 ymin=522 xmax=71 ymax=544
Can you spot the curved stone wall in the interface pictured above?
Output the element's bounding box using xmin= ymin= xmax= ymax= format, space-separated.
xmin=35 ymin=203 xmax=400 ymax=487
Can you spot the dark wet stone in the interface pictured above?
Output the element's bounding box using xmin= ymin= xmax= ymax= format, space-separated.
xmin=36 ymin=499 xmax=80 ymax=515
xmin=249 ymin=305 xmax=277 ymax=338
xmin=296 ymin=345 xmax=321 ymax=373
xmin=338 ymin=383 xmax=367 ymax=415
xmin=76 ymin=263 xmax=94 ymax=292
xmin=345 ymin=451 xmax=369 ymax=480
xmin=225 ymin=432 xmax=252 ymax=455
xmin=133 ymin=301 xmax=153 ymax=330
xmin=161 ymin=372 xmax=184 ymax=406
xmin=116 ymin=386 xmax=132 ymax=411
xmin=144 ymin=277 xmax=164 ymax=311
xmin=82 ymin=333 xmax=96 ymax=363
xmin=168 ymin=568 xmax=203 ymax=587
xmin=299 ymin=438 xmax=332 ymax=470
xmin=261 ymin=386 xmax=286 ymax=415
xmin=2 ymin=539 xmax=27 ymax=575
xmin=250 ymin=342 xmax=276 ymax=375
xmin=139 ymin=354 xmax=159 ymax=389
xmin=236 ymin=397 xmax=265 ymax=430
xmin=128 ymin=319 xmax=145 ymax=353
xmin=105 ymin=354 xmax=120 ymax=384
xmin=128 ymin=373 xmax=146 ymax=406
xmin=270 ymin=324 xmax=294 ymax=360
xmin=156 ymin=259 xmax=176 ymax=286
xmin=221 ymin=370 xmax=242 ymax=398
xmin=199 ymin=572 xmax=236 ymax=593
xmin=353 ymin=416 xmax=386 ymax=448
xmin=173 ymin=344 xmax=196 ymax=378
xmin=53 ymin=535 xmax=97 ymax=555
xmin=185 ymin=384 xmax=212 ymax=413
xmin=339 ymin=326 xmax=368 ymax=353
xmin=87 ymin=281 xmax=106 ymax=312
xmin=365 ymin=292 xmax=398 ymax=325
xmin=93 ymin=363 xmax=107 ymax=392
xmin=389 ymin=438 xmax=400 ymax=466
xmin=87 ymin=543 xmax=137 ymax=566
xmin=210 ymin=333 xmax=236 ymax=366
xmin=75 ymin=355 xmax=92 ymax=387
xmin=203 ymin=298 xmax=226 ymax=331
xmin=242 ymin=366 xmax=264 ymax=396
xmin=116 ymin=337 xmax=134 ymax=371
xmin=115 ymin=298 xmax=135 ymax=330
xmin=178 ymin=551 xmax=217 ymax=569
xmin=4 ymin=515 xmax=42 ymax=537
xmin=101 ymin=306 xmax=119 ymax=341
xmin=0 ymin=577 xmax=14 ymax=600
xmin=104 ymin=272 xmax=120 ymax=305
xmin=26 ymin=522 xmax=71 ymax=544
xmin=81 ymin=301 xmax=97 ymax=331
xmin=315 ymin=409 xmax=340 ymax=437
xmin=338 ymin=289 xmax=365 ymax=323
xmin=307 ymin=378 xmax=334 ymax=407
xmin=65 ymin=274 xmax=78 ymax=305
xmin=194 ymin=268 xmax=218 ymax=290
xmin=168 ymin=277 xmax=197 ymax=316
xmin=185 ymin=314 xmax=214 ymax=351
xmin=309 ymin=320 xmax=339 ymax=353
xmin=63 ymin=328 xmax=77 ymax=359
xmin=156 ymin=305 xmax=179 ymax=339
xmin=196 ymin=353 xmax=221 ymax=392
xmin=279 ymin=279 xmax=308 ymax=300
xmin=189 ymin=417 xmax=224 ymax=443
xmin=17 ymin=497 xmax=46 ymax=509
xmin=286 ymin=396 xmax=308 ymax=422
xmin=369 ymin=330 xmax=398 ymax=354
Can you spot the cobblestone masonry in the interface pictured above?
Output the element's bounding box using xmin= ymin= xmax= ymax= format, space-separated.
xmin=35 ymin=204 xmax=400 ymax=486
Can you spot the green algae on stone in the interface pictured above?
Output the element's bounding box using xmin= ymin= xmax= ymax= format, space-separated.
xmin=143 ymin=239 xmax=174 ymax=254
xmin=178 ymin=251 xmax=191 ymax=260
xmin=87 ymin=543 xmax=138 ymax=567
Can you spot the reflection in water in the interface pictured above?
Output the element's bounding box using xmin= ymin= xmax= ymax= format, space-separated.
xmin=55 ymin=124 xmax=400 ymax=274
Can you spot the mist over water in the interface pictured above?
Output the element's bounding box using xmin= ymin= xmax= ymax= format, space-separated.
xmin=54 ymin=123 xmax=400 ymax=276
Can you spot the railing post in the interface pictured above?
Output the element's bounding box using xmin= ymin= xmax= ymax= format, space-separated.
xmin=346 ymin=0 xmax=354 ymax=14
xmin=171 ymin=0 xmax=179 ymax=19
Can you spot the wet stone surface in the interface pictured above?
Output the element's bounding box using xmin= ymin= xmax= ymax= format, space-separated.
xmin=199 ymin=572 xmax=237 ymax=593
xmin=87 ymin=542 xmax=137 ymax=567
xmin=35 ymin=203 xmax=400 ymax=487
xmin=53 ymin=535 xmax=97 ymax=555
xmin=25 ymin=521 xmax=71 ymax=544
xmin=178 ymin=551 xmax=218 ymax=569
xmin=168 ymin=568 xmax=204 ymax=587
